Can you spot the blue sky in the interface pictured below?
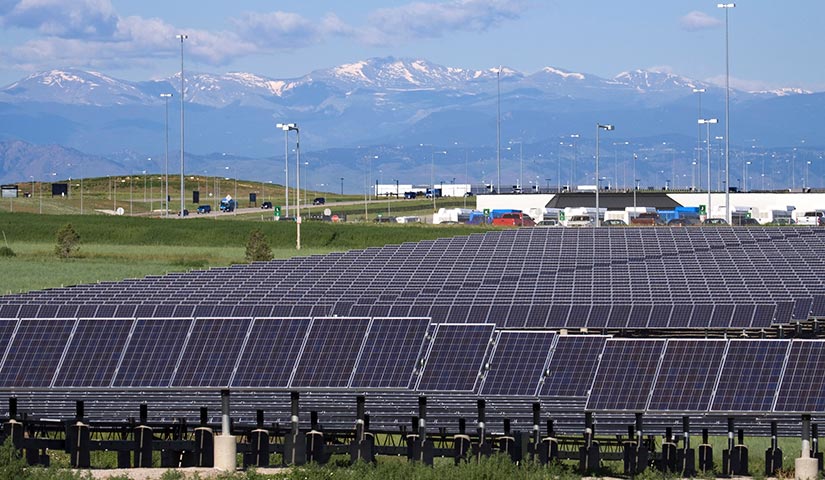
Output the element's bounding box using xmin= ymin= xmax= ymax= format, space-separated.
xmin=0 ymin=1 xmax=822 ymax=91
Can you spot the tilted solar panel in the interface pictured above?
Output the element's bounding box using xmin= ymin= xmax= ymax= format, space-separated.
xmin=54 ymin=319 xmax=134 ymax=387
xmin=231 ymin=318 xmax=310 ymax=388
xmin=112 ymin=318 xmax=193 ymax=387
xmin=540 ymin=335 xmax=608 ymax=398
xmin=710 ymin=339 xmax=790 ymax=412
xmin=291 ymin=317 xmax=370 ymax=388
xmin=0 ymin=319 xmax=75 ymax=387
xmin=586 ymin=339 xmax=666 ymax=411
xmin=480 ymin=331 xmax=556 ymax=396
xmin=416 ymin=323 xmax=494 ymax=392
xmin=350 ymin=317 xmax=430 ymax=389
xmin=172 ymin=318 xmax=252 ymax=387
xmin=647 ymin=339 xmax=727 ymax=412
xmin=774 ymin=340 xmax=825 ymax=413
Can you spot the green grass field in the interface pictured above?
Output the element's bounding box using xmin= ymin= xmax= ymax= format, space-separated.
xmin=0 ymin=210 xmax=494 ymax=293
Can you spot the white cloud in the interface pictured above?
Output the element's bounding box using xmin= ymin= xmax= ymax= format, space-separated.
xmin=0 ymin=1 xmax=527 ymax=73
xmin=364 ymin=0 xmax=526 ymax=45
xmin=680 ymin=11 xmax=722 ymax=31
xmin=2 ymin=0 xmax=118 ymax=38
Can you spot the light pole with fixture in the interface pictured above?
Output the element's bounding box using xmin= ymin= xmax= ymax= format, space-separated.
xmin=276 ymin=123 xmax=295 ymax=217
xmin=496 ymin=65 xmax=502 ymax=194
xmin=176 ymin=34 xmax=187 ymax=218
xmin=160 ymin=93 xmax=172 ymax=217
xmin=340 ymin=177 xmax=344 ymax=196
xmin=595 ymin=124 xmax=614 ymax=227
xmin=693 ymin=88 xmax=706 ymax=190
xmin=718 ymin=2 xmax=735 ymax=223
xmin=699 ymin=118 xmax=718 ymax=217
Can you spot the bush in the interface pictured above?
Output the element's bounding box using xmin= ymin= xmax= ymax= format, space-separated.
xmin=245 ymin=229 xmax=272 ymax=262
xmin=0 ymin=246 xmax=14 ymax=257
xmin=0 ymin=437 xmax=25 ymax=480
xmin=55 ymin=223 xmax=80 ymax=259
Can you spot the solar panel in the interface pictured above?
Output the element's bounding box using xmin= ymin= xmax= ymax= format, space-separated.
xmin=54 ymin=319 xmax=134 ymax=387
xmin=539 ymin=335 xmax=608 ymax=398
xmin=710 ymin=339 xmax=790 ymax=412
xmin=416 ymin=323 xmax=494 ymax=392
xmin=350 ymin=317 xmax=430 ymax=389
xmin=647 ymin=339 xmax=727 ymax=412
xmin=231 ymin=318 xmax=310 ymax=388
xmin=112 ymin=318 xmax=193 ymax=387
xmin=291 ymin=317 xmax=370 ymax=388
xmin=586 ymin=339 xmax=666 ymax=411
xmin=480 ymin=331 xmax=556 ymax=396
xmin=774 ymin=340 xmax=825 ymax=413
xmin=172 ymin=318 xmax=252 ymax=387
xmin=0 ymin=319 xmax=76 ymax=387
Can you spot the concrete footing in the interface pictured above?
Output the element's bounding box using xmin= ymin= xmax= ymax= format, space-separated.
xmin=795 ymin=457 xmax=818 ymax=480
xmin=214 ymin=435 xmax=237 ymax=471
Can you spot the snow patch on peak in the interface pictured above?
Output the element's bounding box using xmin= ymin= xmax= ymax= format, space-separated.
xmin=750 ymin=87 xmax=810 ymax=96
xmin=333 ymin=61 xmax=371 ymax=82
xmin=541 ymin=67 xmax=585 ymax=80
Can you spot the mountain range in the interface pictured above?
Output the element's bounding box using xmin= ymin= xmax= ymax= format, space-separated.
xmin=0 ymin=57 xmax=822 ymax=188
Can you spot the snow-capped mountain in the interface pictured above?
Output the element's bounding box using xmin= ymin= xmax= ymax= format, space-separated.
xmin=0 ymin=69 xmax=157 ymax=106
xmin=0 ymin=56 xmax=820 ymax=185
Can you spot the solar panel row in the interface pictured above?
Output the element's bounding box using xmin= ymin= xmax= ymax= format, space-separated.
xmin=2 ymin=227 xmax=824 ymax=331
xmin=0 ymin=316 xmax=823 ymax=413
xmin=0 ymin=317 xmax=432 ymax=390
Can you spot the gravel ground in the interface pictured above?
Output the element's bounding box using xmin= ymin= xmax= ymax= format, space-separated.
xmin=81 ymin=467 xmax=288 ymax=479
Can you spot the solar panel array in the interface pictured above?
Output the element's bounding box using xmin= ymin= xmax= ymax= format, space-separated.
xmin=1 ymin=226 xmax=825 ymax=422
xmin=1 ymin=227 xmax=824 ymax=331
xmin=0 ymin=314 xmax=821 ymax=413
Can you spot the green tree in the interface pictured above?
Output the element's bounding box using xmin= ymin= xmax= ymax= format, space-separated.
xmin=245 ymin=229 xmax=272 ymax=262
xmin=55 ymin=223 xmax=80 ymax=259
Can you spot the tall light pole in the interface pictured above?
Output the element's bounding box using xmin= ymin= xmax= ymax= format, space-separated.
xmin=632 ymin=153 xmax=638 ymax=213
xmin=693 ymin=88 xmax=706 ymax=190
xmin=276 ymin=123 xmax=295 ymax=216
xmin=570 ymin=134 xmax=580 ymax=189
xmin=595 ymin=124 xmax=614 ymax=227
xmin=431 ymin=150 xmax=447 ymax=211
xmin=699 ymin=118 xmax=718 ymax=217
xmin=160 ymin=93 xmax=173 ymax=217
xmin=176 ymin=34 xmax=188 ymax=218
xmin=509 ymin=140 xmax=523 ymax=193
xmin=293 ymin=125 xmax=301 ymax=250
xmin=718 ymin=3 xmax=735 ymax=223
xmin=496 ymin=65 xmax=502 ymax=194
xmin=805 ymin=161 xmax=811 ymax=190
xmin=340 ymin=177 xmax=344 ymax=195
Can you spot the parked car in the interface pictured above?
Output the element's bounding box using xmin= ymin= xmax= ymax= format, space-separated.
xmin=603 ymin=219 xmax=627 ymax=227
xmin=492 ymin=212 xmax=535 ymax=227
xmin=312 ymin=197 xmax=326 ymax=205
xmin=178 ymin=209 xmax=189 ymax=217
xmin=702 ymin=218 xmax=729 ymax=226
xmin=732 ymin=217 xmax=760 ymax=226
xmin=404 ymin=192 xmax=417 ymax=199
xmin=261 ymin=201 xmax=272 ymax=209
xmin=667 ymin=217 xmax=699 ymax=227
xmin=196 ymin=205 xmax=211 ymax=214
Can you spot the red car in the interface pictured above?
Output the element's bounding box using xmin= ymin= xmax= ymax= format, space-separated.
xmin=492 ymin=212 xmax=535 ymax=227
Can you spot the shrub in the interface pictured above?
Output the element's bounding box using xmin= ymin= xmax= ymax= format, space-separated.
xmin=245 ymin=229 xmax=273 ymax=262
xmin=0 ymin=246 xmax=14 ymax=257
xmin=55 ymin=223 xmax=80 ymax=259
xmin=0 ymin=437 xmax=25 ymax=480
